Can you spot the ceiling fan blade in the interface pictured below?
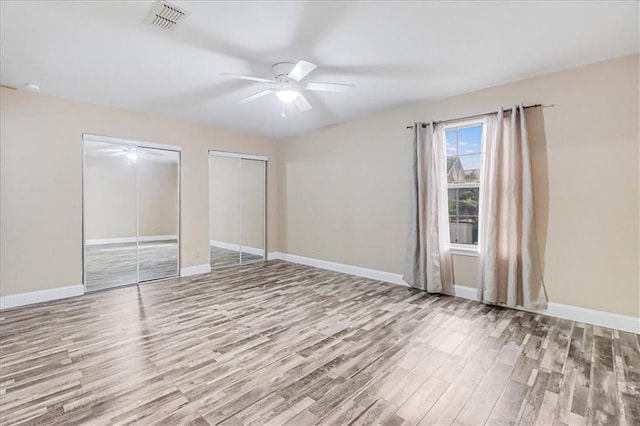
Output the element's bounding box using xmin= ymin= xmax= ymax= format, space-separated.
xmin=287 ymin=60 xmax=317 ymax=82
xmin=294 ymin=93 xmax=312 ymax=111
xmin=239 ymin=89 xmax=275 ymax=104
xmin=220 ymin=73 xmax=276 ymax=83
xmin=305 ymin=82 xmax=355 ymax=93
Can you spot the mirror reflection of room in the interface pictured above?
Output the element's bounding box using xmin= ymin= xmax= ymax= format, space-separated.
xmin=209 ymin=153 xmax=266 ymax=269
xmin=137 ymin=147 xmax=180 ymax=282
xmin=84 ymin=140 xmax=179 ymax=291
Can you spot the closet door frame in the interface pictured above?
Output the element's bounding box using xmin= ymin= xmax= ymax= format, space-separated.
xmin=82 ymin=133 xmax=182 ymax=293
xmin=208 ymin=150 xmax=268 ymax=268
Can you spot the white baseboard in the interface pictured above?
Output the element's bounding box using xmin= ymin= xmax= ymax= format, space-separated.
xmin=180 ymin=264 xmax=212 ymax=277
xmin=3 ymin=255 xmax=637 ymax=334
xmin=275 ymin=252 xmax=407 ymax=286
xmin=453 ymin=285 xmax=638 ymax=334
xmin=541 ymin=303 xmax=639 ymax=334
xmin=267 ymin=252 xmax=284 ymax=261
xmin=1 ymin=262 xmax=212 ymax=309
xmin=273 ymin=252 xmax=640 ymax=334
xmin=210 ymin=240 xmax=264 ymax=257
xmin=0 ymin=284 xmax=85 ymax=310
xmin=86 ymin=235 xmax=177 ymax=245
xmin=452 ymin=284 xmax=480 ymax=301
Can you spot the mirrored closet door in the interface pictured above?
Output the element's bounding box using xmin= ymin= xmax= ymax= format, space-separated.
xmin=83 ymin=136 xmax=180 ymax=292
xmin=240 ymin=159 xmax=266 ymax=262
xmin=137 ymin=147 xmax=180 ymax=282
xmin=209 ymin=151 xmax=266 ymax=269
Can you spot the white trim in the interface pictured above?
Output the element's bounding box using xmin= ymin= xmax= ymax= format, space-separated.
xmin=87 ymin=237 xmax=136 ymax=245
xmin=450 ymin=246 xmax=479 ymax=257
xmin=210 ymin=240 xmax=265 ymax=257
xmin=135 ymin=145 xmax=140 ymax=282
xmin=443 ymin=117 xmax=485 ymax=130
xmin=83 ymin=134 xmax=181 ymax=152
xmin=275 ymin=253 xmax=407 ymax=286
xmin=209 ymin=150 xmax=268 ymax=162
xmin=448 ymin=183 xmax=480 ymax=189
xmin=86 ymin=235 xmax=178 ymax=245
xmin=542 ymin=303 xmax=639 ymax=334
xmin=2 ymin=257 xmax=636 ymax=333
xmin=452 ymin=284 xmax=479 ymax=300
xmin=180 ymin=264 xmax=212 ymax=277
xmin=448 ymin=285 xmax=639 ymax=334
xmin=274 ymin=252 xmax=640 ymax=334
xmin=267 ymin=252 xmax=285 ymax=261
xmin=0 ymin=284 xmax=84 ymax=310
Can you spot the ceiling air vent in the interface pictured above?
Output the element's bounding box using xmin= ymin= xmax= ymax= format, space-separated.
xmin=144 ymin=1 xmax=189 ymax=31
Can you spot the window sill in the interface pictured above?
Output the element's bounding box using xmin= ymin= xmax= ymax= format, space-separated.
xmin=450 ymin=245 xmax=479 ymax=257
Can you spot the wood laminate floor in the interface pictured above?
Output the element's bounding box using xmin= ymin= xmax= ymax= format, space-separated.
xmin=1 ymin=261 xmax=638 ymax=425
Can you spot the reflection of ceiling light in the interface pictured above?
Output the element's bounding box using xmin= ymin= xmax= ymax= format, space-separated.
xmin=275 ymin=89 xmax=299 ymax=104
xmin=127 ymin=151 xmax=137 ymax=162
xmin=24 ymin=83 xmax=40 ymax=92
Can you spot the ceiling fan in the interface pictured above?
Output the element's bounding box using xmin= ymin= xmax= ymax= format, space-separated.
xmin=221 ymin=60 xmax=355 ymax=113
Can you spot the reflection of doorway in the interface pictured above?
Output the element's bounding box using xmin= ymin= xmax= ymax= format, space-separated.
xmin=83 ymin=135 xmax=181 ymax=292
xmin=209 ymin=151 xmax=267 ymax=269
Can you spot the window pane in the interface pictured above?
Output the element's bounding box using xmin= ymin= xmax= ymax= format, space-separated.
xmin=449 ymin=216 xmax=459 ymax=244
xmin=458 ymin=154 xmax=481 ymax=183
xmin=457 ymin=188 xmax=479 ymax=216
xmin=448 ymin=188 xmax=458 ymax=216
xmin=447 ymin=156 xmax=459 ymax=183
xmin=448 ymin=188 xmax=479 ymax=244
xmin=457 ymin=125 xmax=482 ymax=154
xmin=449 ymin=216 xmax=478 ymax=245
xmin=445 ymin=123 xmax=483 ymax=246
xmin=447 ymin=156 xmax=467 ymax=184
xmin=446 ymin=129 xmax=457 ymax=156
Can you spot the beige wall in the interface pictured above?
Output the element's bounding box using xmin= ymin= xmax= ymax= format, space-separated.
xmin=279 ymin=54 xmax=640 ymax=317
xmin=1 ymin=55 xmax=638 ymax=318
xmin=84 ymin=152 xmax=179 ymax=239
xmin=0 ymin=88 xmax=278 ymax=297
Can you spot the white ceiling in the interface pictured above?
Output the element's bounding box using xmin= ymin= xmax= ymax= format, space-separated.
xmin=1 ymin=1 xmax=638 ymax=138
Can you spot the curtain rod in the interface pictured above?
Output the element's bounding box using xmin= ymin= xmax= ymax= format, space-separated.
xmin=405 ymin=103 xmax=552 ymax=129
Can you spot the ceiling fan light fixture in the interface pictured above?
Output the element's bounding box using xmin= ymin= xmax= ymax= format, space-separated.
xmin=275 ymin=89 xmax=299 ymax=104
xmin=223 ymin=60 xmax=355 ymax=111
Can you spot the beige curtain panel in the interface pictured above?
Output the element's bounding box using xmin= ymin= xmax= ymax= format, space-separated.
xmin=479 ymin=106 xmax=548 ymax=310
xmin=403 ymin=123 xmax=453 ymax=294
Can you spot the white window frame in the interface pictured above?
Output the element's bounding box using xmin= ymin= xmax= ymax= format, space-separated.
xmin=442 ymin=118 xmax=485 ymax=256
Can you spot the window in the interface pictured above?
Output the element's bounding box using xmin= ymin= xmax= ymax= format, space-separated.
xmin=445 ymin=121 xmax=483 ymax=247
